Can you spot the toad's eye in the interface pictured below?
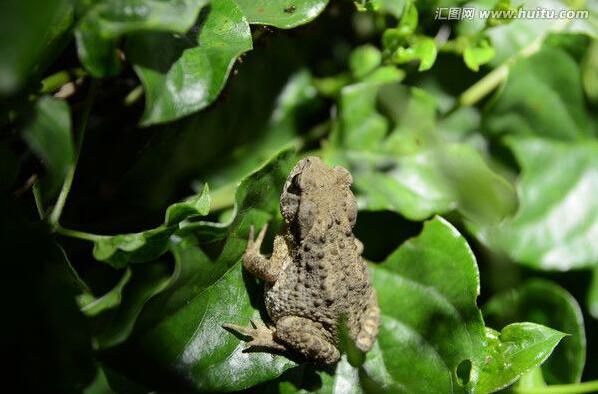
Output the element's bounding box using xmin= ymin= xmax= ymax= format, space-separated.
xmin=288 ymin=173 xmax=302 ymax=195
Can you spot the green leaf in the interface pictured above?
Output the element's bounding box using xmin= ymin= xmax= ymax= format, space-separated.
xmin=397 ymin=1 xmax=417 ymax=36
xmin=140 ymin=259 xmax=296 ymax=391
xmin=484 ymin=280 xmax=586 ymax=384
xmin=330 ymin=82 xmax=391 ymax=151
xmin=363 ymin=217 xmax=565 ymax=393
xmin=376 ymin=0 xmax=407 ymax=19
xmin=75 ymin=0 xmax=209 ymax=77
xmin=92 ymin=184 xmax=210 ymax=268
xmin=83 ymin=366 xmax=114 ymax=394
xmin=0 ymin=0 xmax=73 ymax=95
xmin=463 ymin=38 xmax=496 ymax=72
xmin=392 ymin=38 xmax=437 ymax=71
xmin=21 ymin=96 xmax=74 ymax=198
xmin=349 ymin=45 xmax=382 ymax=79
xmin=475 ymin=323 xmax=567 ymax=392
xmin=589 ymin=267 xmax=598 ymax=319
xmin=271 ymin=356 xmax=365 ymax=393
xmin=490 ymin=137 xmax=598 ymax=270
xmin=235 ymin=0 xmax=329 ymax=28
xmin=91 ymin=260 xmax=172 ymax=348
xmin=128 ymin=0 xmax=252 ymax=125
xmin=582 ymin=40 xmax=598 ymax=102
xmin=106 ymin=148 xmax=297 ymax=391
xmin=483 ymin=42 xmax=591 ymax=140
xmin=327 ymin=84 xmax=517 ymax=224
xmin=79 ymin=269 xmax=133 ymax=317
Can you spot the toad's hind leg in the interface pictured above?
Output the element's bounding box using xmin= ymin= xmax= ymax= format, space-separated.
xmin=243 ymin=225 xmax=289 ymax=284
xmin=223 ymin=319 xmax=286 ymax=351
xmin=275 ymin=316 xmax=340 ymax=364
xmin=356 ymin=289 xmax=380 ymax=352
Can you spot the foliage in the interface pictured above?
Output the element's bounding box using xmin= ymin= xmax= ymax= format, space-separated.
xmin=2 ymin=0 xmax=598 ymax=393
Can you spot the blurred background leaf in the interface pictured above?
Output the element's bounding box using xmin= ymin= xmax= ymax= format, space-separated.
xmin=0 ymin=0 xmax=73 ymax=96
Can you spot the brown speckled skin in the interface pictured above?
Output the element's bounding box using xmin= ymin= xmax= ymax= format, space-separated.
xmin=229 ymin=156 xmax=379 ymax=364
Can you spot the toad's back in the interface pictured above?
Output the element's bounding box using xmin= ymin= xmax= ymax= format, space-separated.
xmin=264 ymin=156 xmax=373 ymax=341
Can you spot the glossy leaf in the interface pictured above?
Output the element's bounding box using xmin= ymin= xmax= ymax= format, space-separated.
xmin=483 ymin=43 xmax=591 ymax=140
xmin=235 ymin=0 xmax=329 ymax=28
xmin=484 ymin=280 xmax=586 ymax=384
xmin=105 ymin=148 xmax=297 ymax=391
xmin=128 ymin=0 xmax=252 ymax=125
xmin=92 ymin=184 xmax=210 ymax=268
xmin=491 ymin=137 xmax=598 ymax=270
xmin=75 ymin=0 xmax=209 ymax=77
xmin=21 ymin=96 xmax=74 ymax=198
xmin=363 ymin=217 xmax=565 ymax=393
xmin=475 ymin=323 xmax=567 ymax=393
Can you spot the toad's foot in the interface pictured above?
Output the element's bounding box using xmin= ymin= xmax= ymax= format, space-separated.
xmin=223 ymin=319 xmax=286 ymax=351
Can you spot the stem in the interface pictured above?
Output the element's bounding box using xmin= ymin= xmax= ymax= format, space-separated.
xmin=453 ymin=17 xmax=571 ymax=110
xmin=515 ymin=380 xmax=598 ymax=394
xmin=41 ymin=68 xmax=86 ymax=94
xmin=459 ymin=64 xmax=508 ymax=107
xmin=124 ymin=85 xmax=144 ymax=106
xmin=49 ymin=80 xmax=97 ymax=228
xmin=32 ymin=182 xmax=45 ymax=219
xmin=56 ymin=225 xmax=105 ymax=242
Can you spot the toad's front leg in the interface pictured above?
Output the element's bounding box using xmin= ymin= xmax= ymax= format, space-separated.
xmin=243 ymin=225 xmax=289 ymax=284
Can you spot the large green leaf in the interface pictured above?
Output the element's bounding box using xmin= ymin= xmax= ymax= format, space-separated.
xmin=484 ymin=280 xmax=586 ymax=384
xmin=488 ymin=137 xmax=598 ymax=270
xmin=236 ymin=0 xmax=329 ymax=28
xmin=483 ymin=41 xmax=591 ymax=140
xmin=0 ymin=0 xmax=73 ymax=95
xmin=21 ymin=96 xmax=74 ymax=198
xmin=92 ymin=184 xmax=210 ymax=268
xmin=326 ymin=83 xmax=517 ymax=224
xmin=365 ymin=217 xmax=565 ymax=393
xmin=98 ymin=148 xmax=297 ymax=391
xmin=75 ymin=0 xmax=209 ymax=77
xmin=128 ymin=0 xmax=252 ymax=125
